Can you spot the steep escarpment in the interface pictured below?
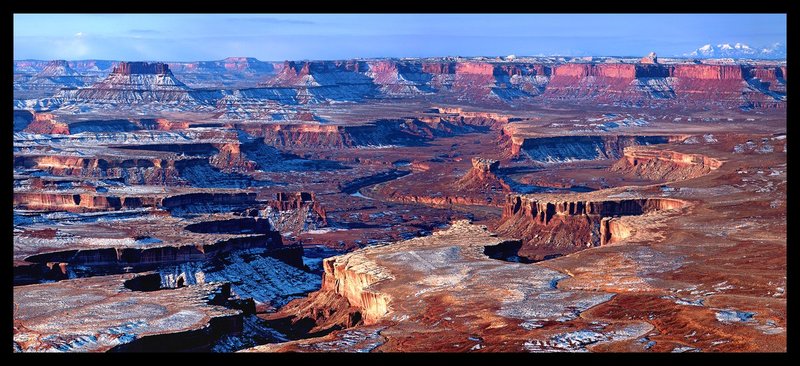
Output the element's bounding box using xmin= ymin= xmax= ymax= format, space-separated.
xmin=545 ymin=64 xmax=644 ymax=102
xmin=365 ymin=60 xmax=430 ymax=96
xmin=504 ymin=133 xmax=681 ymax=163
xmin=23 ymin=231 xmax=292 ymax=269
xmin=262 ymin=243 xmax=392 ymax=337
xmin=254 ymin=58 xmax=785 ymax=108
xmin=243 ymin=118 xmax=489 ymax=149
xmin=610 ymin=146 xmax=723 ymax=181
xmin=494 ymin=195 xmax=686 ymax=261
xmin=19 ymin=113 xmax=201 ymax=135
xmin=543 ymin=62 xmax=785 ymax=108
xmin=15 ymin=154 xmax=200 ymax=187
xmin=239 ymin=192 xmax=328 ymax=234
xmin=13 ymin=191 xmax=161 ymax=212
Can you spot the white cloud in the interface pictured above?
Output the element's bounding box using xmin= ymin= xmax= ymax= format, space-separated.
xmin=74 ymin=32 xmax=84 ymax=38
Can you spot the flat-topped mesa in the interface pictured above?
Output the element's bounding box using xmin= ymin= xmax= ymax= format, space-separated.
xmin=112 ymin=61 xmax=172 ymax=75
xmin=611 ymin=146 xmax=723 ymax=181
xmin=495 ymin=195 xmax=686 ymax=260
xmin=71 ymin=60 xmax=196 ymax=104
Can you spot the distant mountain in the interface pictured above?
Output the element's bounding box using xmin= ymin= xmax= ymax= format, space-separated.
xmin=683 ymin=42 xmax=786 ymax=59
xmin=36 ymin=60 xmax=81 ymax=77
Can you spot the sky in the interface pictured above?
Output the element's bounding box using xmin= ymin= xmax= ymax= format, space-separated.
xmin=13 ymin=14 xmax=787 ymax=61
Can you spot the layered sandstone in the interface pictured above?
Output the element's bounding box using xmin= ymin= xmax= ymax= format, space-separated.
xmin=494 ymin=195 xmax=686 ymax=260
xmin=24 ymin=113 xmax=70 ymax=134
xmin=13 ymin=191 xmax=161 ymax=212
xmin=73 ymin=61 xmax=196 ymax=103
xmin=502 ymin=132 xmax=681 ymax=162
xmin=454 ymin=157 xmax=511 ymax=193
xmin=610 ymin=146 xmax=723 ymax=181
xmin=240 ymin=192 xmax=328 ymax=234
xmin=14 ymin=57 xmax=786 ymax=110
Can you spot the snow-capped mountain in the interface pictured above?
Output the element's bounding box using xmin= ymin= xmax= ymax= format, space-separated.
xmin=683 ymin=42 xmax=785 ymax=59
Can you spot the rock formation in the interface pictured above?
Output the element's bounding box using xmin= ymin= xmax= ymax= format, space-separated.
xmin=72 ymin=61 xmax=198 ymax=103
xmin=503 ymin=133 xmax=681 ymax=162
xmin=454 ymin=157 xmax=511 ymax=193
xmin=494 ymin=195 xmax=686 ymax=260
xmin=239 ymin=192 xmax=328 ymax=234
xmin=640 ymin=52 xmax=658 ymax=64
xmin=610 ymin=146 xmax=723 ymax=181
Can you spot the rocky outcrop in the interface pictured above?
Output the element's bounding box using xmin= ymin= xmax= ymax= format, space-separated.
xmin=35 ymin=60 xmax=77 ymax=77
xmin=23 ymin=113 xmax=70 ymax=134
xmin=494 ymin=195 xmax=685 ymax=260
xmin=610 ymin=146 xmax=723 ymax=181
xmin=599 ymin=217 xmax=634 ymax=246
xmin=319 ymin=255 xmax=391 ymax=325
xmin=239 ymin=192 xmax=328 ymax=234
xmin=261 ymin=236 xmax=394 ymax=338
xmin=454 ymin=157 xmax=511 ymax=193
xmin=209 ymin=143 xmax=257 ymax=173
xmin=640 ymin=52 xmax=658 ymax=64
xmin=271 ymin=192 xmax=328 ymax=227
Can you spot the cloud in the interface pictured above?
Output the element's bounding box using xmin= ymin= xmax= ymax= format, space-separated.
xmin=74 ymin=32 xmax=84 ymax=38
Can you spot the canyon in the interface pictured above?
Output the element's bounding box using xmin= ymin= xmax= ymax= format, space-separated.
xmin=13 ymin=54 xmax=786 ymax=353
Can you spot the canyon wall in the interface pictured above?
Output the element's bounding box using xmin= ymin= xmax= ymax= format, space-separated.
xmin=16 ymin=59 xmax=786 ymax=110
xmin=504 ymin=134 xmax=682 ymax=162
xmin=610 ymin=146 xmax=723 ymax=181
xmin=494 ymin=195 xmax=685 ymax=260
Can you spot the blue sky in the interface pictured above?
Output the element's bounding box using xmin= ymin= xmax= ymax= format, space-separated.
xmin=13 ymin=14 xmax=786 ymax=61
